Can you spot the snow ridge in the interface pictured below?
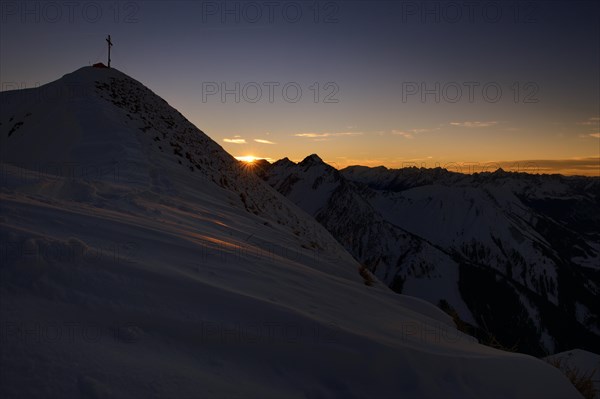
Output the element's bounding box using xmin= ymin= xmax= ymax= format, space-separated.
xmin=0 ymin=68 xmax=585 ymax=398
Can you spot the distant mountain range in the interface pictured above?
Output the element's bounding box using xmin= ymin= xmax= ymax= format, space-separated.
xmin=258 ymin=155 xmax=600 ymax=356
xmin=0 ymin=66 xmax=589 ymax=398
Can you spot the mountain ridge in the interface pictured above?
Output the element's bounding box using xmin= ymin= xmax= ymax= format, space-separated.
xmin=261 ymin=154 xmax=600 ymax=356
xmin=0 ymin=67 xmax=587 ymax=398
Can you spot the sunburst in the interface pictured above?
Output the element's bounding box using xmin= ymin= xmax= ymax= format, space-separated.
xmin=236 ymin=155 xmax=258 ymax=164
xmin=236 ymin=155 xmax=261 ymax=172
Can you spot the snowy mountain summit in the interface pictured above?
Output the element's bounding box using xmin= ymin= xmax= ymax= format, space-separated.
xmin=0 ymin=67 xmax=585 ymax=398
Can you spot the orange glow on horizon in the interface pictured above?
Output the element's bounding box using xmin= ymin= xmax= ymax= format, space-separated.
xmin=236 ymin=155 xmax=258 ymax=164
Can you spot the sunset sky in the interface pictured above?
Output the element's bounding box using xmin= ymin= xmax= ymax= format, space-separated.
xmin=1 ymin=0 xmax=598 ymax=175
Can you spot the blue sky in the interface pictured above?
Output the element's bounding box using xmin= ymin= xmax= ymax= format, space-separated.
xmin=1 ymin=0 xmax=599 ymax=174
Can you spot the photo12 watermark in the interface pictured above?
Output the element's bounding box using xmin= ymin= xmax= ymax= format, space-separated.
xmin=0 ymin=236 xmax=140 ymax=266
xmin=401 ymin=81 xmax=540 ymax=104
xmin=2 ymin=81 xmax=97 ymax=104
xmin=396 ymin=1 xmax=538 ymax=24
xmin=198 ymin=320 xmax=341 ymax=345
xmin=199 ymin=1 xmax=340 ymax=24
xmin=0 ymin=160 xmax=146 ymax=184
xmin=398 ymin=321 xmax=467 ymax=344
xmin=394 ymin=160 xmax=540 ymax=174
xmin=201 ymin=81 xmax=340 ymax=103
xmin=0 ymin=321 xmax=143 ymax=344
xmin=193 ymin=235 xmax=330 ymax=269
xmin=0 ymin=1 xmax=140 ymax=24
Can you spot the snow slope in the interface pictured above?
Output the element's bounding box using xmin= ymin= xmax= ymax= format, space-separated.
xmin=342 ymin=165 xmax=600 ymax=355
xmin=262 ymin=156 xmax=476 ymax=326
xmin=545 ymin=350 xmax=600 ymax=399
xmin=0 ymin=67 xmax=583 ymax=398
xmin=263 ymin=157 xmax=600 ymax=357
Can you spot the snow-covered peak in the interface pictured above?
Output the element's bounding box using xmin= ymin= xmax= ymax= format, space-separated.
xmin=1 ymin=66 xmax=233 ymax=188
xmin=0 ymin=66 xmax=360 ymax=281
xmin=265 ymin=153 xmax=600 ymax=360
xmin=0 ymin=67 xmax=587 ymax=398
xmin=272 ymin=157 xmax=296 ymax=168
xmin=299 ymin=153 xmax=325 ymax=167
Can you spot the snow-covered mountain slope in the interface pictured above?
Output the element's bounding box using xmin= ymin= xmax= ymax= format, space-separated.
xmin=545 ymin=349 xmax=600 ymax=399
xmin=261 ymin=156 xmax=476 ymax=326
xmin=0 ymin=67 xmax=583 ymax=398
xmin=261 ymin=156 xmax=600 ymax=357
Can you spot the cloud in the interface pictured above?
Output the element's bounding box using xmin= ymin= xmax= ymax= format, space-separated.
xmin=391 ymin=130 xmax=414 ymax=139
xmin=295 ymin=133 xmax=328 ymax=138
xmin=294 ymin=132 xmax=363 ymax=139
xmin=254 ymin=139 xmax=276 ymax=144
xmin=223 ymin=137 xmax=246 ymax=144
xmin=412 ymin=128 xmax=433 ymax=134
xmin=390 ymin=127 xmax=436 ymax=138
xmin=502 ymin=157 xmax=599 ymax=176
xmin=450 ymin=121 xmax=498 ymax=128
xmin=577 ymin=117 xmax=600 ymax=126
xmin=576 ymin=118 xmax=599 ymax=138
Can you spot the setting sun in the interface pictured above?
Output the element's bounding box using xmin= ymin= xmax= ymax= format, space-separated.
xmin=235 ymin=155 xmax=258 ymax=164
xmin=1 ymin=1 xmax=599 ymax=396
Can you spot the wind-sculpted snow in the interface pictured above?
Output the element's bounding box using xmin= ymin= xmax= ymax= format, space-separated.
xmin=0 ymin=67 xmax=585 ymax=398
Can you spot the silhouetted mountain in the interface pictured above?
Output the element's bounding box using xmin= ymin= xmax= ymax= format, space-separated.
xmin=1 ymin=67 xmax=584 ymax=397
xmin=262 ymin=157 xmax=600 ymax=356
